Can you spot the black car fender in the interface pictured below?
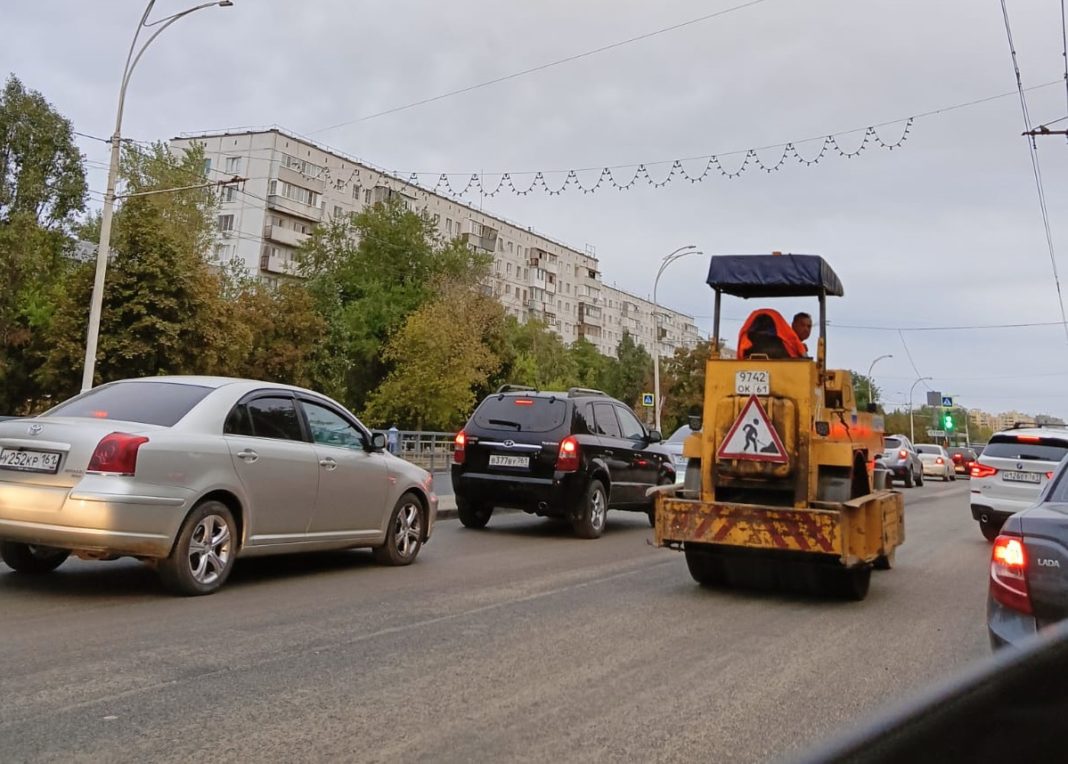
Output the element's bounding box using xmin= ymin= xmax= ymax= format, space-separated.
xmin=587 ymin=457 xmax=612 ymax=495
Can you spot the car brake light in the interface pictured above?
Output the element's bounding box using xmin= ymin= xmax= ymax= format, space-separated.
xmin=899 ymin=449 xmax=908 ymax=459
xmin=1017 ymin=435 xmax=1041 ymax=443
xmin=952 ymin=454 xmax=962 ymax=462
xmin=1047 ymin=472 xmax=1055 ymax=480
xmin=556 ymin=436 xmax=580 ymax=472
xmin=453 ymin=431 xmax=466 ymax=465
xmin=935 ymin=457 xmax=944 ymax=465
xmin=971 ymin=463 xmax=998 ymax=478
xmin=514 ymin=399 xmax=534 ymax=406
xmin=87 ymin=432 xmax=149 ymax=476
xmin=990 ymin=535 xmax=1032 ymax=614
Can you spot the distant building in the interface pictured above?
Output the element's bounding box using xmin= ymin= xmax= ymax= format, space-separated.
xmin=169 ymin=128 xmax=701 ymax=358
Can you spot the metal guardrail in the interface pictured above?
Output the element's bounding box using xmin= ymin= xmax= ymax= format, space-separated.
xmin=372 ymin=429 xmax=455 ymax=473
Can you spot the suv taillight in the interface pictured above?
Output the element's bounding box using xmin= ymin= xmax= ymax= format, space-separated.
xmin=971 ymin=463 xmax=998 ymax=478
xmin=453 ymin=431 xmax=466 ymax=465
xmin=899 ymin=449 xmax=908 ymax=459
xmin=990 ymin=535 xmax=1032 ymax=614
xmin=556 ymin=436 xmax=580 ymax=472
xmin=87 ymin=432 xmax=149 ymax=476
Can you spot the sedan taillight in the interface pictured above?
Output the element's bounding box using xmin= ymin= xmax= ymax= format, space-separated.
xmin=990 ymin=535 xmax=1032 ymax=614
xmin=87 ymin=432 xmax=149 ymax=476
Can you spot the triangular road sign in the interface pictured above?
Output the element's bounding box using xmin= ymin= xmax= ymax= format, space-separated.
xmin=717 ymin=395 xmax=788 ymax=464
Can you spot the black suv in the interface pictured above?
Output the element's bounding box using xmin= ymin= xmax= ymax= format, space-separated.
xmin=451 ymin=386 xmax=676 ymax=538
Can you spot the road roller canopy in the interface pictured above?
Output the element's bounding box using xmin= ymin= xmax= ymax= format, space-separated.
xmin=706 ymin=254 xmax=844 ymax=299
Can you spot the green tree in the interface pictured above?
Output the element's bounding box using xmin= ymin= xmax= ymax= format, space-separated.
xmin=604 ymin=331 xmax=652 ymax=406
xmin=659 ymin=340 xmax=713 ymax=434
xmin=568 ymin=336 xmax=608 ymax=390
xmin=0 ymin=75 xmax=87 ymax=412
xmin=492 ymin=316 xmax=578 ymax=391
xmin=299 ymin=198 xmax=489 ymax=408
xmin=362 ymin=281 xmax=505 ymax=430
xmin=850 ymin=371 xmax=882 ymax=411
xmin=39 ymin=142 xmax=229 ymax=394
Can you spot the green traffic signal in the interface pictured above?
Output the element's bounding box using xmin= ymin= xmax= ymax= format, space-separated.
xmin=944 ymin=413 xmax=954 ymax=430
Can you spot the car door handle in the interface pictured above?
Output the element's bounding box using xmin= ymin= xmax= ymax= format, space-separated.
xmin=237 ymin=449 xmax=259 ymax=463
xmin=319 ymin=457 xmax=338 ymax=471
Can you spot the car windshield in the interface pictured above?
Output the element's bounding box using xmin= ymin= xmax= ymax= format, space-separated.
xmin=983 ymin=435 xmax=1068 ymax=463
xmin=471 ymin=395 xmax=568 ymax=433
xmin=44 ymin=381 xmax=212 ymax=427
xmin=668 ymin=425 xmax=692 ymax=443
xmin=884 ymin=437 xmax=902 ymax=450
xmin=916 ymin=445 xmax=940 ymax=455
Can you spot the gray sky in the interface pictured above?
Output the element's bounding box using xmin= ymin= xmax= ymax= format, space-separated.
xmin=4 ymin=0 xmax=1068 ymax=419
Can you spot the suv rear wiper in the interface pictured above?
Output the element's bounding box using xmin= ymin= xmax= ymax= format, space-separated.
xmin=487 ymin=418 xmax=522 ymax=430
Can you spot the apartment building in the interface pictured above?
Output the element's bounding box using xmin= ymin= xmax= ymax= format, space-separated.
xmin=169 ymin=128 xmax=701 ymax=358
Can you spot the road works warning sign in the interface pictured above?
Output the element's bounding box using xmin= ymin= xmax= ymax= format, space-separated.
xmin=716 ymin=395 xmax=788 ymax=464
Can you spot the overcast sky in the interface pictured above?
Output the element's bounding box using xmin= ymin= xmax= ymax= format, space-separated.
xmin=4 ymin=0 xmax=1068 ymax=419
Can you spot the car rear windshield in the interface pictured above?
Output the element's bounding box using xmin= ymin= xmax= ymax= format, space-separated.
xmin=916 ymin=445 xmax=940 ymax=454
xmin=884 ymin=437 xmax=902 ymax=450
xmin=983 ymin=435 xmax=1068 ymax=463
xmin=472 ymin=395 xmax=569 ymax=433
xmin=948 ymin=448 xmax=975 ymax=458
xmin=44 ymin=381 xmax=212 ymax=427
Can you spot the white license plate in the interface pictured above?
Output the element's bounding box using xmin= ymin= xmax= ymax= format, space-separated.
xmin=489 ymin=454 xmax=530 ymax=469
xmin=1003 ymin=471 xmax=1041 ymax=484
xmin=736 ymin=370 xmax=769 ymax=395
xmin=0 ymin=448 xmax=61 ymax=474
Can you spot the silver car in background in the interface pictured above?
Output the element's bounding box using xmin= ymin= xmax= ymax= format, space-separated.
xmin=0 ymin=377 xmax=437 ymax=595
xmin=664 ymin=425 xmax=695 ymax=484
xmin=915 ymin=444 xmax=956 ymax=482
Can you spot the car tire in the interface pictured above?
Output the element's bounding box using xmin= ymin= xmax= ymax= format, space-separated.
xmin=685 ymin=544 xmax=727 ymax=586
xmin=874 ymin=550 xmax=895 ymax=570
xmin=980 ymin=518 xmax=1001 ymax=542
xmin=456 ymin=497 xmax=493 ymax=529
xmin=903 ymin=469 xmax=914 ymax=488
xmin=158 ymin=500 xmax=237 ymax=596
xmin=916 ymin=469 xmax=924 ymax=487
xmin=0 ymin=542 xmax=69 ymax=575
xmin=572 ymin=479 xmax=608 ymax=539
xmin=817 ymin=565 xmax=871 ymax=601
xmin=373 ymin=492 xmax=424 ymax=566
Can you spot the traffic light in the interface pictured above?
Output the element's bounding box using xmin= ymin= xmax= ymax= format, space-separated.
xmin=944 ymin=412 xmax=954 ymax=431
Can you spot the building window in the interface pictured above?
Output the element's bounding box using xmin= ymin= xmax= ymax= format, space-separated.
xmin=498 ymin=239 xmax=504 ymax=252
xmin=508 ymin=242 xmax=514 ymax=253
xmin=202 ymin=158 xmax=211 ymax=176
xmin=221 ymin=186 xmax=236 ymax=203
xmin=506 ymin=285 xmax=511 ymax=294
xmin=446 ymin=218 xmax=453 ymax=235
xmin=506 ymin=263 xmax=512 ymax=275
xmin=217 ymin=214 xmax=234 ymax=232
xmin=279 ymin=181 xmax=318 ymax=207
xmin=364 ymin=189 xmax=372 ymax=204
xmin=353 ymin=184 xmax=362 ymax=200
xmin=224 ymin=156 xmax=241 ymax=173
xmin=268 ymin=180 xmax=278 ymax=196
xmin=333 ymin=205 xmax=343 ymax=218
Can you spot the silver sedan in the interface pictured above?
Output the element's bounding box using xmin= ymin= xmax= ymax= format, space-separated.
xmin=0 ymin=377 xmax=437 ymax=595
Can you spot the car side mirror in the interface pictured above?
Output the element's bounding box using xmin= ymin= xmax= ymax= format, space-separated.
xmin=647 ymin=430 xmax=662 ymax=444
xmin=370 ymin=432 xmax=387 ymax=451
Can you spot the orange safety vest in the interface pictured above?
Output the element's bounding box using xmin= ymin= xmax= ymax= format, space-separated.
xmin=737 ymin=309 xmax=808 ymax=359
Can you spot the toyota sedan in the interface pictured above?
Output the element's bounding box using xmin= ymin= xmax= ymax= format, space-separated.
xmin=0 ymin=377 xmax=437 ymax=595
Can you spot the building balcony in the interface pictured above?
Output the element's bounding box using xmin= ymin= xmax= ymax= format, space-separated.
xmin=267 ymin=194 xmax=322 ymax=223
xmin=578 ymin=325 xmax=603 ymax=340
xmin=260 ymin=250 xmax=300 ymax=276
xmin=264 ymin=224 xmax=310 ymax=248
xmin=578 ymin=303 xmax=603 ymax=327
xmin=278 ymin=164 xmax=325 ymax=193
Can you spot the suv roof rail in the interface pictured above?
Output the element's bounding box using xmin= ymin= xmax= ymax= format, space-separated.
xmin=567 ymin=387 xmax=608 ymax=398
xmin=496 ymin=384 xmax=537 ymax=394
xmin=1008 ymin=421 xmax=1066 ymax=430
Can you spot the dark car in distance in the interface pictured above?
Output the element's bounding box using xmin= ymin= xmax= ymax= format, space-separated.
xmin=989 ymin=455 xmax=1068 ymax=648
xmin=948 ymin=446 xmax=978 ymax=476
xmin=451 ymin=386 xmax=675 ymax=538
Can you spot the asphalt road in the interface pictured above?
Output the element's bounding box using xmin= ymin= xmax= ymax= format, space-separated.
xmin=1 ymin=481 xmax=991 ymax=763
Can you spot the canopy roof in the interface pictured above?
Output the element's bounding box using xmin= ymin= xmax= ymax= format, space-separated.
xmin=706 ymin=254 xmax=844 ymax=298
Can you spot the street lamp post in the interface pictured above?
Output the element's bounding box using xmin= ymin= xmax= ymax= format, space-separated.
xmin=865 ymin=353 xmax=893 ymax=408
xmin=652 ymin=245 xmax=702 ymax=432
xmin=909 ymin=376 xmax=933 ymax=442
xmin=80 ymin=0 xmax=234 ymax=393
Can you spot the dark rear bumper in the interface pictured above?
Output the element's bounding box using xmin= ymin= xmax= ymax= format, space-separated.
xmin=451 ymin=468 xmax=585 ymax=515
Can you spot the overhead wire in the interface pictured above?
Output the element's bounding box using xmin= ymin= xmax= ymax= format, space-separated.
xmin=309 ymin=0 xmax=775 ymax=134
xmin=1000 ymin=0 xmax=1068 ymax=347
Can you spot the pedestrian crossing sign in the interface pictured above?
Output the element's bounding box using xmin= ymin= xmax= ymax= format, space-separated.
xmin=716 ymin=395 xmax=788 ymax=463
